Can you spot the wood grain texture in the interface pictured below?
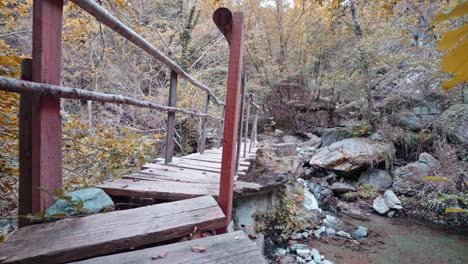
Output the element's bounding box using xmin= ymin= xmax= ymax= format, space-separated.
xmin=72 ymin=231 xmax=266 ymax=264
xmin=165 ymin=70 xmax=177 ymax=164
xmin=0 ymin=196 xmax=225 ymax=264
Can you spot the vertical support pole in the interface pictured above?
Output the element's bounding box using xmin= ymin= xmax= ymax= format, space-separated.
xmin=235 ymin=74 xmax=245 ymax=174
xmin=249 ymin=108 xmax=258 ymax=153
xmin=199 ymin=94 xmax=210 ymax=153
xmin=216 ymin=106 xmax=225 ymax=148
xmin=18 ymin=59 xmax=32 ymax=227
xmin=31 ymin=0 xmax=64 ymax=213
xmin=165 ymin=70 xmax=178 ymax=164
xmin=243 ymin=94 xmax=251 ymax=158
xmin=214 ymin=8 xmax=244 ymax=233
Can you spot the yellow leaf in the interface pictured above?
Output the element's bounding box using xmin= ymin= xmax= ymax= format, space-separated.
xmin=431 ymin=1 xmax=468 ymax=25
xmin=422 ymin=176 xmax=450 ymax=182
xmin=445 ymin=208 xmax=468 ymax=214
xmin=438 ymin=24 xmax=468 ymax=51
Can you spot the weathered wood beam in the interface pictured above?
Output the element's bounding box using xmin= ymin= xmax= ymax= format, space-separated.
xmin=214 ymin=8 xmax=244 ymax=233
xmin=0 ymin=76 xmax=222 ymax=120
xmin=69 ymin=0 xmax=224 ymax=106
xmin=165 ymin=70 xmax=177 ymax=164
xmin=31 ymin=0 xmax=64 ymax=213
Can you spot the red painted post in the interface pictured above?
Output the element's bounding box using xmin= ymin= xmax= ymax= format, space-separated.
xmin=18 ymin=59 xmax=33 ymax=227
xmin=214 ymin=8 xmax=244 ymax=233
xmin=31 ymin=0 xmax=64 ymax=213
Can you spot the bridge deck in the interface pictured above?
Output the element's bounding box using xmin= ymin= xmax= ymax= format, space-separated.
xmin=98 ymin=146 xmax=260 ymax=202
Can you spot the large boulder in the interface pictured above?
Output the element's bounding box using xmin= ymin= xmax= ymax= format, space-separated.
xmin=269 ymin=143 xmax=297 ymax=157
xmin=309 ymin=138 xmax=395 ymax=173
xmin=321 ymin=127 xmax=354 ymax=146
xmin=397 ymin=105 xmax=441 ymax=131
xmin=45 ymin=188 xmax=114 ymax=218
xmin=358 ymin=168 xmax=393 ymax=190
xmin=434 ymin=104 xmax=468 ymax=146
xmin=392 ymin=152 xmax=440 ymax=194
xmin=300 ymin=134 xmax=321 ymax=149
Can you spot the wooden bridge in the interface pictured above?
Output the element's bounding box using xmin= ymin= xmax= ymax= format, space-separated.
xmin=0 ymin=1 xmax=266 ymax=263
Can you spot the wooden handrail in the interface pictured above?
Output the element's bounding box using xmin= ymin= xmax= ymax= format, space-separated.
xmin=0 ymin=76 xmax=222 ymax=120
xmin=70 ymin=0 xmax=224 ymax=106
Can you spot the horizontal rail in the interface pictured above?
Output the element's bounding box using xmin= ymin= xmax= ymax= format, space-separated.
xmin=0 ymin=76 xmax=222 ymax=120
xmin=70 ymin=0 xmax=224 ymax=106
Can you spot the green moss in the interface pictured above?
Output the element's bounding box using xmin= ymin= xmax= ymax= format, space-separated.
xmin=358 ymin=184 xmax=378 ymax=199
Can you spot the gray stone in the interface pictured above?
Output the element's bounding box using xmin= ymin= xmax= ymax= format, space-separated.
xmin=323 ymin=260 xmax=334 ymax=264
xmin=311 ymin=249 xmax=322 ymax=264
xmin=279 ymin=254 xmax=295 ymax=264
xmin=325 ymin=228 xmax=336 ymax=236
xmin=392 ymin=153 xmax=440 ymax=194
xmin=321 ymin=127 xmax=354 ymax=146
xmin=289 ymin=243 xmax=309 ymax=252
xmin=275 ymin=248 xmax=287 ymax=256
xmin=384 ymin=190 xmax=402 ymax=209
xmin=270 ymin=143 xmax=297 ymax=157
xmin=301 ymin=134 xmax=321 ymax=149
xmin=323 ymin=215 xmax=343 ymax=229
xmin=398 ymin=105 xmax=441 ymax=131
xmin=387 ymin=210 xmax=397 ymax=218
xmin=297 ymin=249 xmax=312 ymax=258
xmin=434 ymin=104 xmax=468 ymax=146
xmin=283 ymin=135 xmax=302 ymax=145
xmin=308 ymin=181 xmax=333 ymax=209
xmin=314 ymin=226 xmax=326 ymax=239
xmin=336 ymin=230 xmax=352 ymax=239
xmin=45 ymin=188 xmax=114 ymax=217
xmin=352 ymin=226 xmax=368 ymax=240
xmin=369 ymin=132 xmax=384 ymax=141
xmin=330 ymin=182 xmax=357 ymax=194
xmin=296 ymin=256 xmax=307 ymax=264
xmin=358 ymin=168 xmax=393 ymax=190
xmin=292 ymin=232 xmax=303 ymax=240
xmin=373 ymin=196 xmax=390 ymax=214
xmin=309 ymin=138 xmax=394 ymax=173
xmin=302 ymin=231 xmax=309 ymax=238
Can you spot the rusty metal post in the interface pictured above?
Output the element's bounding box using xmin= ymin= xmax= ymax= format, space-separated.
xmin=199 ymin=94 xmax=210 ymax=153
xmin=214 ymin=8 xmax=244 ymax=233
xmin=18 ymin=59 xmax=33 ymax=227
xmin=31 ymin=0 xmax=64 ymax=213
xmin=165 ymin=70 xmax=178 ymax=164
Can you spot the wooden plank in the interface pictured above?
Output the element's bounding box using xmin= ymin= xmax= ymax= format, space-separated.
xmin=165 ymin=70 xmax=177 ymax=164
xmin=155 ymin=157 xmax=250 ymax=169
xmin=0 ymin=196 xmax=225 ymax=264
xmin=99 ymin=179 xmax=219 ymax=200
xmin=141 ymin=165 xmax=220 ymax=178
xmin=31 ymin=0 xmax=64 ymax=213
xmin=213 ymin=8 xmax=244 ymax=232
xmin=72 ymin=231 xmax=266 ymax=264
xmin=199 ymin=94 xmax=210 ymax=154
xmin=179 ymin=156 xmax=251 ymax=166
xmin=18 ymin=59 xmax=33 ymax=228
xmin=144 ymin=162 xmax=249 ymax=175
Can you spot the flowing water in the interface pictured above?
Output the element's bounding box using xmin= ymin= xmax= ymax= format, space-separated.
xmin=309 ymin=214 xmax=468 ymax=264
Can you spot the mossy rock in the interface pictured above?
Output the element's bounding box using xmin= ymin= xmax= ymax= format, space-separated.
xmin=434 ymin=104 xmax=468 ymax=146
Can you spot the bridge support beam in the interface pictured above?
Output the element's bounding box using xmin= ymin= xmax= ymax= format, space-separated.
xmin=214 ymin=8 xmax=244 ymax=233
xmin=31 ymin=0 xmax=64 ymax=213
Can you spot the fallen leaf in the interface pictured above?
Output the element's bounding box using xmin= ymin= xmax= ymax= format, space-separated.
xmin=151 ymin=251 xmax=167 ymax=260
xmin=191 ymin=245 xmax=206 ymax=253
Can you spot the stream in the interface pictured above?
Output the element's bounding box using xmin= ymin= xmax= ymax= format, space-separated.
xmin=310 ymin=214 xmax=468 ymax=264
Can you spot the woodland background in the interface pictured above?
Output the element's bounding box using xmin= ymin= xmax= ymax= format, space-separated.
xmin=0 ymin=0 xmax=466 ymax=223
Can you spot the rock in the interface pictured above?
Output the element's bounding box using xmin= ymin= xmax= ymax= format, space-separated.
xmin=358 ymin=168 xmax=393 ymax=190
xmin=387 ymin=210 xmax=397 ymax=218
xmin=369 ymin=132 xmax=384 ymax=141
xmin=323 ymin=215 xmax=343 ymax=229
xmin=296 ymin=249 xmax=312 ymax=258
xmin=330 ymin=182 xmax=357 ymax=194
xmin=311 ymin=249 xmax=322 ymax=264
xmin=45 ymin=188 xmax=114 ymax=217
xmin=275 ymin=248 xmax=287 ymax=256
xmin=0 ymin=219 xmax=17 ymax=239
xmin=296 ymin=256 xmax=307 ymax=264
xmin=279 ymin=254 xmax=295 ymax=264
xmin=336 ymin=230 xmax=352 ymax=239
xmin=291 ymin=232 xmax=303 ymax=240
xmin=303 ymin=189 xmax=320 ymax=211
xmin=373 ymin=196 xmax=390 ymax=214
xmin=304 ymin=168 xmax=314 ymax=179
xmin=289 ymin=243 xmax=309 ymax=252
xmin=314 ymin=226 xmax=326 ymax=239
xmin=301 ymin=134 xmax=321 ymax=149
xmin=308 ymin=181 xmax=333 ymax=209
xmin=321 ymin=127 xmax=354 ymax=146
xmin=302 ymin=232 xmax=309 ymax=239
xmin=326 ymin=228 xmax=336 ymax=236
xmin=342 ymin=208 xmax=370 ymax=221
xmin=392 ymin=153 xmax=440 ymax=194
xmin=283 ymin=135 xmax=302 ymax=145
xmin=434 ymin=104 xmax=468 ymax=146
xmin=269 ymin=143 xmax=297 ymax=157
xmin=323 ymin=260 xmax=334 ymax=264
xmin=397 ymin=105 xmax=441 ymax=131
xmin=351 ymin=226 xmax=368 ymax=240
xmin=384 ymin=190 xmax=402 ymax=209
xmin=275 ymin=129 xmax=285 ymax=137
xmin=309 ymin=138 xmax=394 ymax=173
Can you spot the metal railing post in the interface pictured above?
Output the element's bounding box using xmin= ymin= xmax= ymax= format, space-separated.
xmin=243 ymin=94 xmax=251 ymax=158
